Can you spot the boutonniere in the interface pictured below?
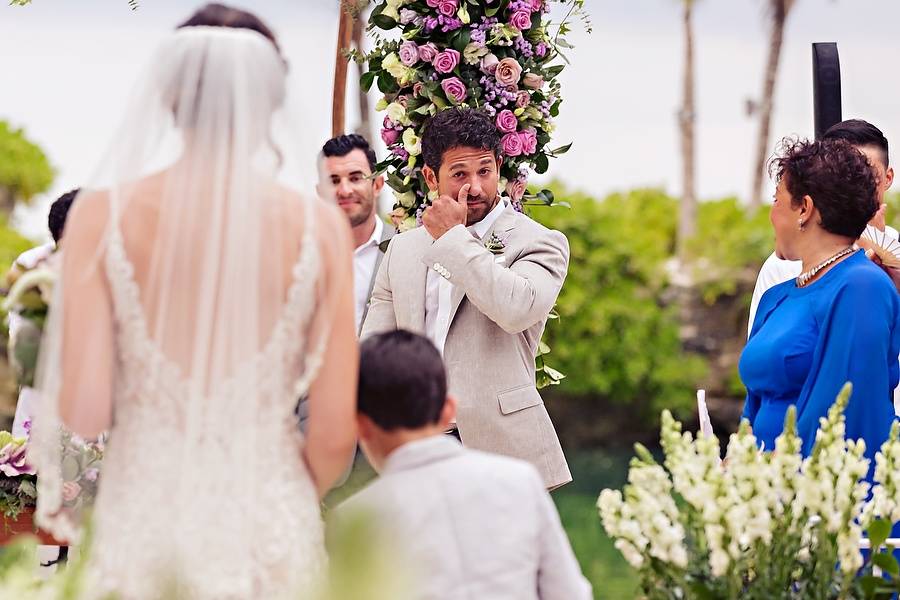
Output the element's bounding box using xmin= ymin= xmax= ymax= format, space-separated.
xmin=484 ymin=232 xmax=507 ymax=255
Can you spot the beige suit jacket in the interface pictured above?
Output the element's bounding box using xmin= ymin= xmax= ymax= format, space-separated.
xmin=333 ymin=436 xmax=592 ymax=600
xmin=361 ymin=205 xmax=572 ymax=489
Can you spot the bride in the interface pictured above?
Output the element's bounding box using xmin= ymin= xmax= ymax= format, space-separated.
xmin=28 ymin=4 xmax=358 ymax=598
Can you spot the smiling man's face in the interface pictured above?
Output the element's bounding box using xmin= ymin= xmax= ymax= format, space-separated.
xmin=318 ymin=148 xmax=381 ymax=227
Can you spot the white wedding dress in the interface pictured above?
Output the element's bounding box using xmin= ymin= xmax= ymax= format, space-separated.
xmin=28 ymin=26 xmax=351 ymax=599
xmin=82 ymin=206 xmax=326 ymax=599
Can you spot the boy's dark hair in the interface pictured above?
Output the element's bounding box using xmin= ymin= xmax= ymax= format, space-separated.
xmin=421 ymin=108 xmax=501 ymax=174
xmin=322 ymin=134 xmax=377 ymax=173
xmin=358 ymin=330 xmax=447 ymax=431
xmin=48 ymin=188 xmax=79 ymax=244
xmin=823 ymin=119 xmax=889 ymax=168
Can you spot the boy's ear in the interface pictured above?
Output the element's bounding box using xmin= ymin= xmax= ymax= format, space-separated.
xmin=439 ymin=396 xmax=457 ymax=429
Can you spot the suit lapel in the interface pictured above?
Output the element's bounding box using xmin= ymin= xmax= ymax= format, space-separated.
xmin=445 ymin=206 xmax=518 ymax=330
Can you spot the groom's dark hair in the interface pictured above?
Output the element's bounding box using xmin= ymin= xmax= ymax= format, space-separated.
xmin=422 ymin=108 xmax=501 ymax=174
xmin=358 ymin=330 xmax=447 ymax=430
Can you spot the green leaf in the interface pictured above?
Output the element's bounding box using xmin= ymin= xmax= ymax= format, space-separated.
xmin=860 ymin=575 xmax=886 ymax=598
xmin=485 ymin=4 xmax=500 ymax=17
xmin=873 ymin=552 xmax=900 ymax=577
xmin=360 ymin=70 xmax=377 ymax=92
xmin=534 ymin=153 xmax=549 ymax=174
xmin=450 ymin=29 xmax=472 ymax=53
xmin=539 ymin=189 xmax=555 ymax=204
xmin=870 ymin=519 xmax=892 ymax=551
xmin=548 ymin=142 xmax=573 ymax=156
xmin=377 ymin=74 xmax=399 ymax=94
xmin=370 ymin=13 xmax=397 ymax=31
xmin=538 ymin=341 xmax=551 ymax=355
xmin=545 ymin=64 xmax=565 ymax=78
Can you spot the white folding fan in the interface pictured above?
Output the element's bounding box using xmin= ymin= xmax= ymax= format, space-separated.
xmin=860 ymin=227 xmax=900 ymax=269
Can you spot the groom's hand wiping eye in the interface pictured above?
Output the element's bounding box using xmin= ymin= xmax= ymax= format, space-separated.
xmin=423 ymin=184 xmax=469 ymax=240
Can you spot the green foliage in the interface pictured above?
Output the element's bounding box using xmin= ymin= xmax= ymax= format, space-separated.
xmin=530 ymin=187 xmax=706 ymax=419
xmin=0 ymin=122 xmax=54 ymax=207
xmin=0 ymin=214 xmax=36 ymax=275
xmin=531 ymin=186 xmax=773 ymax=421
xmin=686 ymin=197 xmax=773 ymax=305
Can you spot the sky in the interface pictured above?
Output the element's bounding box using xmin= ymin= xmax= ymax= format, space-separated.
xmin=2 ymin=0 xmax=899 ymax=240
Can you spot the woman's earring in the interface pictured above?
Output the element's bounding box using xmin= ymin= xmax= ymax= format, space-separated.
xmin=798 ymin=219 xmax=806 ymax=231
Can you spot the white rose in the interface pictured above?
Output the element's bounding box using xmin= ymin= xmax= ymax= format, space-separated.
xmin=402 ymin=128 xmax=421 ymax=156
xmin=386 ymin=102 xmax=409 ymax=126
xmin=394 ymin=190 xmax=416 ymax=209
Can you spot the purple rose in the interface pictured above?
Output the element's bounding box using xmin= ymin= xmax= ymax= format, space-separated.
xmin=399 ymin=41 xmax=419 ymax=66
xmin=433 ymin=48 xmax=461 ymax=74
xmin=501 ymin=132 xmax=524 ymax=157
xmin=495 ymin=109 xmax=518 ymax=134
xmin=506 ymin=178 xmax=527 ymax=202
xmin=437 ymin=0 xmax=458 ymax=17
xmin=381 ymin=128 xmax=400 ymax=145
xmin=399 ymin=8 xmax=420 ymax=25
xmin=516 ymin=90 xmax=531 ymax=108
xmin=519 ymin=128 xmax=538 ymax=155
xmin=441 ymin=76 xmax=468 ymax=104
xmin=495 ymin=57 xmax=523 ymax=86
xmin=418 ymin=42 xmax=439 ymax=63
xmin=509 ymin=10 xmax=532 ymax=31
xmin=480 ymin=53 xmax=499 ymax=75
xmin=523 ymin=73 xmax=545 ymax=89
xmin=531 ymin=0 xmax=543 ymax=10
xmin=425 ymin=0 xmax=440 ymax=6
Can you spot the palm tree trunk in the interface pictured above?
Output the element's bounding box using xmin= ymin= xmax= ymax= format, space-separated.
xmin=749 ymin=1 xmax=788 ymax=208
xmin=332 ymin=1 xmax=355 ymax=137
xmin=352 ymin=15 xmax=372 ymax=141
xmin=677 ymin=0 xmax=696 ymax=261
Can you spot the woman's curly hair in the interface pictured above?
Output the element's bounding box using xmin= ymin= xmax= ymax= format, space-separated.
xmin=768 ymin=137 xmax=878 ymax=239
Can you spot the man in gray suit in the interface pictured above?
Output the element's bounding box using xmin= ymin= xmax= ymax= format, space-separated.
xmin=333 ymin=331 xmax=591 ymax=600
xmin=317 ymin=134 xmax=394 ymax=335
xmin=361 ymin=108 xmax=571 ymax=489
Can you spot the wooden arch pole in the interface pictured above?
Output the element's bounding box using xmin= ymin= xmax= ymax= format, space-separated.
xmin=332 ymin=1 xmax=355 ymax=137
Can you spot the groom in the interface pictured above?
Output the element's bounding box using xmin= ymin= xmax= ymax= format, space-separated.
xmin=361 ymin=108 xmax=571 ymax=489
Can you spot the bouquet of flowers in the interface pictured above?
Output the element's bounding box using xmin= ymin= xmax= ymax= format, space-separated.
xmin=361 ymin=0 xmax=589 ymax=231
xmin=598 ymin=383 xmax=900 ymax=599
xmin=0 ymin=429 xmax=37 ymax=520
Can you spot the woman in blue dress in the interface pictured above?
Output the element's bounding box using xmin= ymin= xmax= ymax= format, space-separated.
xmin=739 ymin=137 xmax=900 ymax=468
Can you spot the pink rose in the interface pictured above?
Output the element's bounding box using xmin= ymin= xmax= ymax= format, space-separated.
xmin=495 ymin=109 xmax=518 ymax=134
xmin=399 ymin=41 xmax=419 ymax=66
xmin=425 ymin=0 xmax=440 ymax=6
xmin=519 ymin=128 xmax=538 ymax=155
xmin=441 ymin=76 xmax=467 ymax=104
xmin=381 ymin=128 xmax=400 ymax=145
xmin=418 ymin=42 xmax=439 ymax=63
xmin=531 ymin=0 xmax=543 ymax=10
xmin=495 ymin=57 xmax=523 ymax=86
xmin=523 ymin=73 xmax=545 ymax=89
xmin=509 ymin=10 xmax=532 ymax=31
xmin=480 ymin=53 xmax=499 ymax=75
xmin=437 ymin=0 xmax=458 ymax=17
xmin=433 ymin=49 xmax=461 ymax=74
xmin=516 ymin=90 xmax=531 ymax=108
xmin=62 ymin=481 xmax=82 ymax=503
xmin=506 ymin=179 xmax=527 ymax=202
xmin=413 ymin=82 xmax=425 ymax=97
xmin=501 ymin=132 xmax=524 ymax=157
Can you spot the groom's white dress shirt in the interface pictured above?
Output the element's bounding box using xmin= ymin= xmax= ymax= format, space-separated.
xmin=424 ymin=199 xmax=506 ymax=355
xmin=354 ymin=218 xmax=385 ymax=333
xmin=333 ymin=436 xmax=592 ymax=600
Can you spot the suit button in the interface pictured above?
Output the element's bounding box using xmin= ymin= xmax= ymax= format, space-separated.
xmin=433 ymin=262 xmax=441 ymax=271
